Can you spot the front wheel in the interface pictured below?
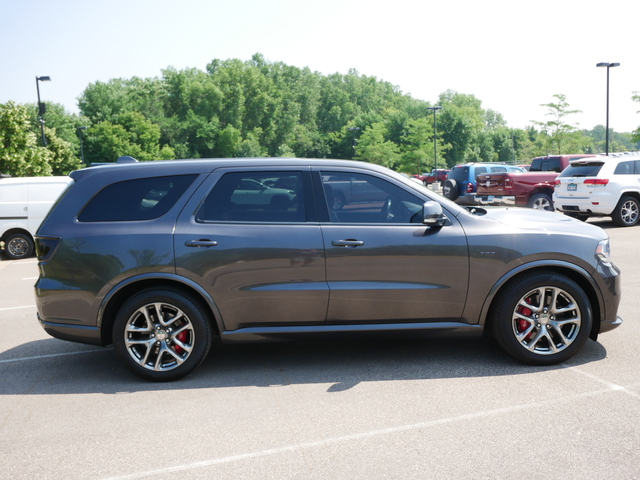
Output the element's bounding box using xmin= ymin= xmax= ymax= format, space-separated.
xmin=3 ymin=233 xmax=34 ymax=260
xmin=528 ymin=193 xmax=553 ymax=211
xmin=612 ymin=196 xmax=640 ymax=227
xmin=491 ymin=271 xmax=592 ymax=365
xmin=113 ymin=288 xmax=212 ymax=381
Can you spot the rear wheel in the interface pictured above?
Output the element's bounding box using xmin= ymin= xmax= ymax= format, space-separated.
xmin=492 ymin=271 xmax=592 ymax=365
xmin=4 ymin=233 xmax=34 ymax=260
xmin=528 ymin=193 xmax=553 ymax=211
xmin=113 ymin=288 xmax=212 ymax=381
xmin=611 ymin=196 xmax=640 ymax=227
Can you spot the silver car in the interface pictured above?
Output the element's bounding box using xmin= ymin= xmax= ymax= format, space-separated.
xmin=34 ymin=158 xmax=622 ymax=381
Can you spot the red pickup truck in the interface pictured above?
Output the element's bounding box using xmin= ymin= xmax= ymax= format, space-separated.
xmin=475 ymin=155 xmax=595 ymax=210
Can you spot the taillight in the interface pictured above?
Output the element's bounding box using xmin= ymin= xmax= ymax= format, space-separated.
xmin=505 ymin=178 xmax=514 ymax=191
xmin=35 ymin=237 xmax=61 ymax=262
xmin=466 ymin=183 xmax=474 ymax=193
xmin=584 ymin=178 xmax=609 ymax=187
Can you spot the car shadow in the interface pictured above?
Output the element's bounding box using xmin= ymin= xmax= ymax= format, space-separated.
xmin=0 ymin=335 xmax=608 ymax=396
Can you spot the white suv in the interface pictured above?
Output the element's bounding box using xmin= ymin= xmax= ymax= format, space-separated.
xmin=553 ymin=152 xmax=640 ymax=227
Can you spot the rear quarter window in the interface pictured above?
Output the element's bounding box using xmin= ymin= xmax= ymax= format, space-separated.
xmin=78 ymin=175 xmax=197 ymax=222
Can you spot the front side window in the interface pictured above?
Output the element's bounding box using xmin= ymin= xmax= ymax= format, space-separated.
xmin=196 ymin=171 xmax=305 ymax=223
xmin=321 ymin=172 xmax=423 ymax=224
xmin=78 ymin=175 xmax=197 ymax=222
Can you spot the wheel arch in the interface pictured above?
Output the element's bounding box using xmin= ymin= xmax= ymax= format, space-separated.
xmin=480 ymin=262 xmax=603 ymax=341
xmin=526 ymin=186 xmax=555 ymax=203
xmin=98 ymin=274 xmax=224 ymax=346
xmin=0 ymin=227 xmax=33 ymax=242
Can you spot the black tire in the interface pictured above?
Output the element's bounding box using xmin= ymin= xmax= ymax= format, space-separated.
xmin=443 ymin=179 xmax=458 ymax=201
xmin=491 ymin=271 xmax=592 ymax=365
xmin=611 ymin=196 xmax=640 ymax=227
xmin=113 ymin=287 xmax=212 ymax=381
xmin=4 ymin=233 xmax=34 ymax=260
xmin=528 ymin=193 xmax=553 ymax=211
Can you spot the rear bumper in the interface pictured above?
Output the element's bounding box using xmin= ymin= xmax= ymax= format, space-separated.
xmin=37 ymin=313 xmax=103 ymax=346
xmin=476 ymin=195 xmax=515 ymax=206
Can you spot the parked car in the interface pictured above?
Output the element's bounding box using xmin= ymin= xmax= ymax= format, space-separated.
xmin=554 ymin=152 xmax=640 ymax=226
xmin=476 ymin=155 xmax=595 ymax=210
xmin=34 ymin=158 xmax=622 ymax=381
xmin=412 ymin=169 xmax=449 ymax=185
xmin=442 ymin=163 xmax=525 ymax=205
xmin=0 ymin=176 xmax=73 ymax=259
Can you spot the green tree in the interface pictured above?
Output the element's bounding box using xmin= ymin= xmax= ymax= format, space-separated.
xmin=0 ymin=101 xmax=53 ymax=176
xmin=632 ymin=92 xmax=640 ymax=143
xmin=532 ymin=94 xmax=587 ymax=154
xmin=43 ymin=126 xmax=84 ymax=174
xmin=83 ymin=111 xmax=175 ymax=163
xmin=355 ymin=122 xmax=400 ymax=168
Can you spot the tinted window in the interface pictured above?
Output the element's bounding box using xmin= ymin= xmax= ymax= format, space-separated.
xmin=448 ymin=166 xmax=468 ymax=182
xmin=558 ymin=164 xmax=604 ymax=178
xmin=78 ymin=175 xmax=197 ymax=222
xmin=530 ymin=157 xmax=562 ymax=172
xmin=613 ymin=161 xmax=635 ymax=175
xmin=197 ymin=172 xmax=305 ymax=223
xmin=321 ymin=172 xmax=423 ymax=224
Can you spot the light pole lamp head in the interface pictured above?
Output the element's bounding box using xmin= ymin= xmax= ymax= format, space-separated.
xmin=37 ymin=76 xmax=52 ymax=82
xmin=596 ymin=62 xmax=620 ymax=68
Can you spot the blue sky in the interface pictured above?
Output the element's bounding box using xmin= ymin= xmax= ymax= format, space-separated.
xmin=1 ymin=0 xmax=638 ymax=133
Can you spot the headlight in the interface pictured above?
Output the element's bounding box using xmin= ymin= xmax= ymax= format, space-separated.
xmin=596 ymin=238 xmax=611 ymax=264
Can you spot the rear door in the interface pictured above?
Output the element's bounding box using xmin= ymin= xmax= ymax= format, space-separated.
xmin=174 ymin=168 xmax=329 ymax=331
xmin=315 ymin=169 xmax=469 ymax=323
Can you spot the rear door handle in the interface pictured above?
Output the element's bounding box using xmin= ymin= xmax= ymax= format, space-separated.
xmin=185 ymin=239 xmax=218 ymax=247
xmin=331 ymin=239 xmax=364 ymax=247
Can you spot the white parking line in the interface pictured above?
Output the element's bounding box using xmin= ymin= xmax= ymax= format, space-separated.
xmin=566 ymin=365 xmax=640 ymax=398
xmin=0 ymin=349 xmax=110 ymax=364
xmin=98 ymin=386 xmax=622 ymax=480
xmin=0 ymin=305 xmax=36 ymax=311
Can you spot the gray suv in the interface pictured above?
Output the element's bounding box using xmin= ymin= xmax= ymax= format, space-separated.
xmin=34 ymin=158 xmax=622 ymax=381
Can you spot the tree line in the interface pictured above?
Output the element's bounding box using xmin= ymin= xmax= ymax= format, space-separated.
xmin=2 ymin=53 xmax=640 ymax=177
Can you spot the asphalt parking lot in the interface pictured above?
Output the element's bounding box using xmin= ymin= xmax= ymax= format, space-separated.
xmin=1 ymin=217 xmax=639 ymax=480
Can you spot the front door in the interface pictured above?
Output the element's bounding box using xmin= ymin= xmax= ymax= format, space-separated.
xmin=317 ymin=170 xmax=469 ymax=323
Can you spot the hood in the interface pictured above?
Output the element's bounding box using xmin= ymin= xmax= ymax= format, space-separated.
xmin=481 ymin=207 xmax=607 ymax=238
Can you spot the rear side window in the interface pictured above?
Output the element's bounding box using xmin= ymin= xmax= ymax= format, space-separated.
xmin=78 ymin=175 xmax=197 ymax=222
xmin=613 ymin=161 xmax=638 ymax=175
xmin=196 ymin=171 xmax=306 ymax=223
xmin=558 ymin=164 xmax=604 ymax=178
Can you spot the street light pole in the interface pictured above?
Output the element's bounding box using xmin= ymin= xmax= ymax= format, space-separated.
xmin=596 ymin=62 xmax=620 ymax=156
xmin=348 ymin=127 xmax=360 ymax=156
xmin=427 ymin=106 xmax=442 ymax=181
xmin=78 ymin=127 xmax=88 ymax=164
xmin=35 ymin=76 xmax=52 ymax=147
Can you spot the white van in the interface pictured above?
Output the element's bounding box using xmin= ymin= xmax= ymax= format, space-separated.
xmin=0 ymin=176 xmax=73 ymax=260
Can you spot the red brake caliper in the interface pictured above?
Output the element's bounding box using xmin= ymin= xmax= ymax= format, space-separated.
xmin=516 ymin=297 xmax=534 ymax=340
xmin=173 ymin=331 xmax=189 ymax=354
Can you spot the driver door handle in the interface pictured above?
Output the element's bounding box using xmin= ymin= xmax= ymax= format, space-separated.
xmin=185 ymin=239 xmax=218 ymax=247
xmin=331 ymin=239 xmax=364 ymax=247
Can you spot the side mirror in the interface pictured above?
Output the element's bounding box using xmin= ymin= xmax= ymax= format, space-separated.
xmin=422 ymin=201 xmax=447 ymax=226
